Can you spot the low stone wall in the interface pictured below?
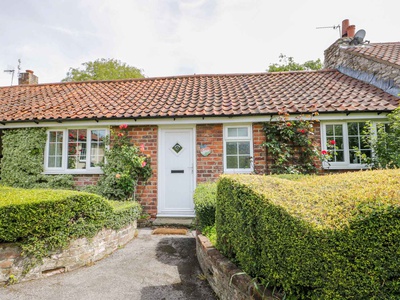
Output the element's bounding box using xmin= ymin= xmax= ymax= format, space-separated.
xmin=0 ymin=221 xmax=137 ymax=285
xmin=196 ymin=233 xmax=276 ymax=300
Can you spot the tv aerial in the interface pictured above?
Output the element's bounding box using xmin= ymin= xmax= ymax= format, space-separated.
xmin=3 ymin=59 xmax=21 ymax=86
xmin=350 ymin=29 xmax=369 ymax=45
xmin=316 ymin=24 xmax=341 ymax=38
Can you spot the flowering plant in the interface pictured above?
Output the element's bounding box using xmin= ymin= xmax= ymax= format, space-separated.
xmin=319 ymin=140 xmax=338 ymax=166
xmin=263 ymin=111 xmax=320 ymax=174
xmin=97 ymin=124 xmax=152 ymax=200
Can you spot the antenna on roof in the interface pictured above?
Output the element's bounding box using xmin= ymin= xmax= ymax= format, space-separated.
xmin=350 ymin=29 xmax=369 ymax=45
xmin=3 ymin=59 xmax=21 ymax=86
xmin=316 ymin=24 xmax=341 ymax=38
xmin=3 ymin=68 xmax=15 ymax=86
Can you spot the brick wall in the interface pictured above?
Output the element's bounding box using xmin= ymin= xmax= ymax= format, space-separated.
xmin=73 ymin=174 xmax=100 ymax=188
xmin=196 ymin=124 xmax=223 ymax=183
xmin=0 ymin=221 xmax=137 ymax=285
xmin=126 ymin=125 xmax=158 ymax=218
xmin=252 ymin=123 xmax=267 ymax=174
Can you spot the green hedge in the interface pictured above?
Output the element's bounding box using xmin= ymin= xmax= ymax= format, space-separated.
xmin=216 ymin=170 xmax=400 ymax=299
xmin=194 ymin=182 xmax=217 ymax=231
xmin=0 ymin=186 xmax=141 ymax=263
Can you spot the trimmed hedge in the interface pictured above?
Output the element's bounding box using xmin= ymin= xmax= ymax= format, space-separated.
xmin=193 ymin=182 xmax=217 ymax=231
xmin=0 ymin=186 xmax=141 ymax=263
xmin=216 ymin=170 xmax=400 ymax=299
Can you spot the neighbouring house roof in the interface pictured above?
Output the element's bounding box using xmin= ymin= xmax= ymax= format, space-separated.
xmin=0 ymin=69 xmax=398 ymax=124
xmin=343 ymin=42 xmax=400 ymax=67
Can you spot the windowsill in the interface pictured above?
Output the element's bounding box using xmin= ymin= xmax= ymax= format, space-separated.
xmin=224 ymin=169 xmax=253 ymax=174
xmin=322 ymin=163 xmax=369 ymax=170
xmin=43 ymin=169 xmax=104 ymax=175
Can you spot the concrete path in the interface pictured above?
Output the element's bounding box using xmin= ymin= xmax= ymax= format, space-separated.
xmin=0 ymin=228 xmax=217 ymax=300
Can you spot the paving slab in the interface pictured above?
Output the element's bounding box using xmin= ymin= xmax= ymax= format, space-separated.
xmin=0 ymin=228 xmax=217 ymax=300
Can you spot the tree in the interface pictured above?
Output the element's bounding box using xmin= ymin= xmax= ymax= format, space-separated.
xmin=62 ymin=58 xmax=144 ymax=82
xmin=267 ymin=54 xmax=323 ymax=72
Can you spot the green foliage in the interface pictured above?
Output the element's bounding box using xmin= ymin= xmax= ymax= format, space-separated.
xmin=0 ymin=128 xmax=74 ymax=189
xmin=202 ymin=225 xmax=217 ymax=246
xmin=216 ymin=170 xmax=400 ymax=299
xmin=0 ymin=186 xmax=140 ymax=271
xmin=62 ymin=58 xmax=144 ymax=82
xmin=193 ymin=182 xmax=217 ymax=231
xmin=263 ymin=112 xmax=320 ymax=174
xmin=359 ymin=108 xmax=400 ymax=168
xmin=267 ymin=54 xmax=322 ymax=72
xmin=96 ymin=125 xmax=152 ymax=200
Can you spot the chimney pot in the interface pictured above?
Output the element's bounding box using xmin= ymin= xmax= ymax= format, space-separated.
xmin=342 ymin=19 xmax=349 ymax=37
xmin=347 ymin=25 xmax=356 ymax=38
xmin=26 ymin=70 xmax=34 ymax=74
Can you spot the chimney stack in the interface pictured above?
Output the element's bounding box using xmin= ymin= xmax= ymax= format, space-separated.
xmin=341 ymin=19 xmax=356 ymax=38
xmin=18 ymin=70 xmax=38 ymax=85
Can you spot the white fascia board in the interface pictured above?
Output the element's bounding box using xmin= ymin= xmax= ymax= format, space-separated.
xmin=0 ymin=112 xmax=389 ymax=129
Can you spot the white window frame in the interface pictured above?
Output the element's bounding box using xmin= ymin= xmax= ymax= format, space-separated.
xmin=44 ymin=128 xmax=108 ymax=174
xmin=321 ymin=121 xmax=378 ymax=170
xmin=223 ymin=124 xmax=253 ymax=174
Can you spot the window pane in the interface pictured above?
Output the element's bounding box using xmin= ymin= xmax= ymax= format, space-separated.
xmin=348 ymin=137 xmax=360 ymax=149
xmin=227 ymin=128 xmax=237 ymax=137
xmin=238 ymin=142 xmax=250 ymax=154
xmin=47 ymin=131 xmax=63 ymax=168
xmin=226 ymin=142 xmax=237 ymax=155
xmin=334 ymin=125 xmax=343 ymax=136
xmin=90 ymin=129 xmax=106 ymax=167
xmin=334 ymin=150 xmax=344 ymax=162
xmin=67 ymin=129 xmax=87 ymax=169
xmin=226 ymin=156 xmax=238 ymax=168
xmin=348 ymin=123 xmax=358 ymax=136
xmin=326 ymin=125 xmax=334 ymax=136
xmin=237 ymin=127 xmax=248 ymax=137
xmin=238 ymin=156 xmax=251 ymax=168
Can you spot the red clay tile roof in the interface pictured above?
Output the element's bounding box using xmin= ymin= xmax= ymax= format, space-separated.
xmin=344 ymin=42 xmax=400 ymax=67
xmin=0 ymin=70 xmax=398 ymax=123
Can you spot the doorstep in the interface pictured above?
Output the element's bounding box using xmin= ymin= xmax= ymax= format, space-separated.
xmin=153 ymin=217 xmax=194 ymax=226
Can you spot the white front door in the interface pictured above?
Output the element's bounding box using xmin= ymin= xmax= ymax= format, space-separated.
xmin=158 ymin=127 xmax=195 ymax=217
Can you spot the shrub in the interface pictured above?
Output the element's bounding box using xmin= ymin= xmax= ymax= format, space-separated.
xmin=0 ymin=128 xmax=74 ymax=189
xmin=193 ymin=182 xmax=217 ymax=231
xmin=263 ymin=112 xmax=320 ymax=174
xmin=216 ymin=170 xmax=400 ymax=299
xmin=0 ymin=186 xmax=140 ymax=267
xmin=97 ymin=125 xmax=152 ymax=200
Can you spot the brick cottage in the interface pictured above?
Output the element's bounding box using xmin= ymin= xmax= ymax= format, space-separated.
xmin=0 ymin=19 xmax=399 ymax=220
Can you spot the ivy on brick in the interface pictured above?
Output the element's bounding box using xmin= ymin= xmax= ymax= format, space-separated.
xmin=0 ymin=128 xmax=74 ymax=189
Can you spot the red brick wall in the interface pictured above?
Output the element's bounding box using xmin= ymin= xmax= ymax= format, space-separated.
xmin=74 ymin=174 xmax=100 ymax=188
xmin=196 ymin=124 xmax=223 ymax=183
xmin=126 ymin=125 xmax=158 ymax=218
xmin=252 ymin=123 xmax=267 ymax=174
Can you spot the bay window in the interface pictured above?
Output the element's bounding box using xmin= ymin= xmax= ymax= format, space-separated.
xmin=45 ymin=128 xmax=107 ymax=173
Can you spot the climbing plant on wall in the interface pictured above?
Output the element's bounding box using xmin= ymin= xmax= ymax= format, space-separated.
xmin=0 ymin=128 xmax=74 ymax=189
xmin=263 ymin=112 xmax=320 ymax=174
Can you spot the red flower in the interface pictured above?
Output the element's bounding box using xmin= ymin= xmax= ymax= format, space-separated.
xmin=119 ymin=124 xmax=128 ymax=129
xmin=140 ymin=143 xmax=145 ymax=152
xmin=69 ymin=133 xmax=74 ymax=138
xmin=321 ymin=150 xmax=328 ymax=155
xmin=286 ymin=122 xmax=292 ymax=127
xmin=329 ymin=140 xmax=336 ymax=145
xmin=118 ymin=132 xmax=124 ymax=137
xmin=141 ymin=161 xmax=147 ymax=167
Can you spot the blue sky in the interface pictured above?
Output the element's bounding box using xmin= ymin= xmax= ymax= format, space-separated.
xmin=1 ymin=0 xmax=399 ymax=86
